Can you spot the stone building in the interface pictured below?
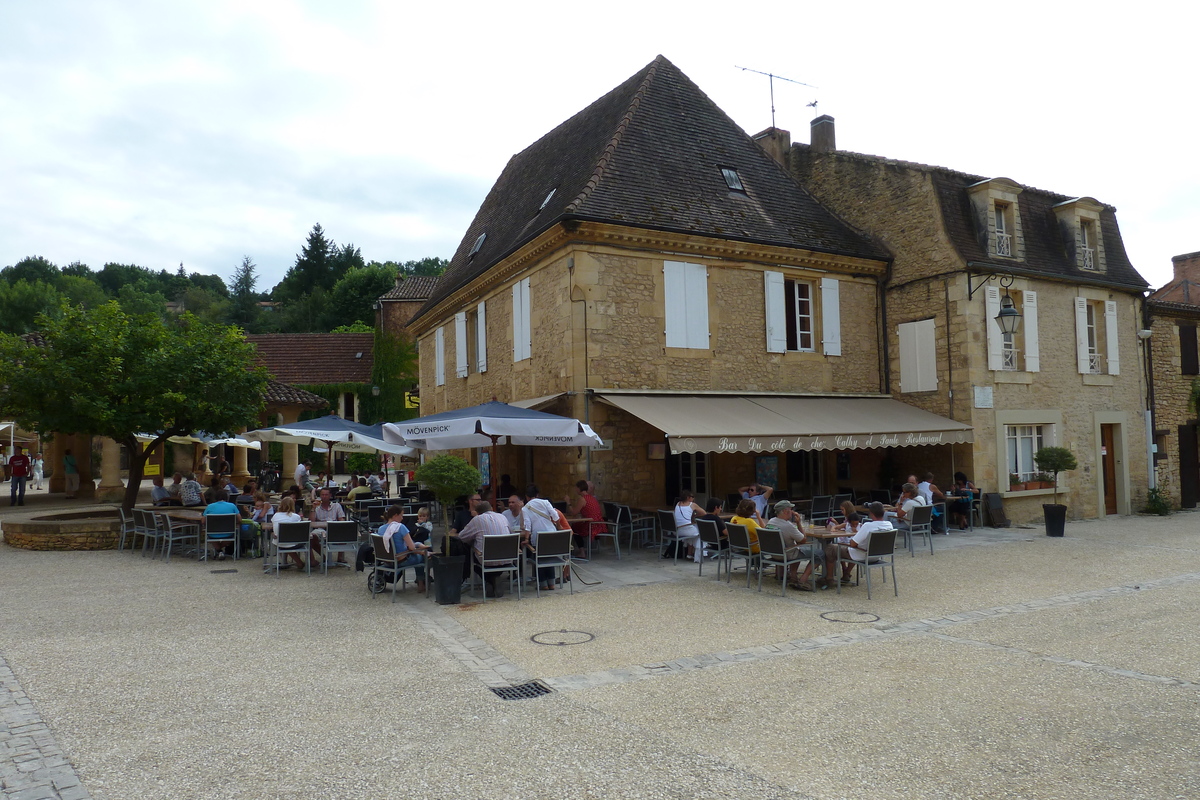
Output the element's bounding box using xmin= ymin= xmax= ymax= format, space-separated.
xmin=1146 ymin=251 xmax=1200 ymax=507
xmin=404 ymin=57 xmax=972 ymax=509
xmin=788 ymin=116 xmax=1152 ymax=522
xmin=376 ymin=274 xmax=439 ymax=334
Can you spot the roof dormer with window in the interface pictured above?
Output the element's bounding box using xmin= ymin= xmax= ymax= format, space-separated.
xmin=967 ymin=178 xmax=1025 ymax=261
xmin=1052 ymin=197 xmax=1106 ymax=273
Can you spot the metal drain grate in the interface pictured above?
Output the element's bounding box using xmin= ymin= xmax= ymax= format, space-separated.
xmin=209 ymin=569 xmax=238 ymax=574
xmin=490 ymin=680 xmax=553 ymax=700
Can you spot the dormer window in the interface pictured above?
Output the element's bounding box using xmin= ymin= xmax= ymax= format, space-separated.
xmin=967 ymin=178 xmax=1024 ymax=261
xmin=720 ymin=167 xmax=745 ymax=192
xmin=1052 ymin=197 xmax=1106 ymax=272
xmin=539 ymin=188 xmax=556 ymax=212
xmin=468 ymin=233 xmax=486 ymax=259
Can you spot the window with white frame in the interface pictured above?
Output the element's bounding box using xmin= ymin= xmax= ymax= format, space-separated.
xmin=512 ymin=277 xmax=531 ymax=362
xmin=454 ymin=311 xmax=469 ymax=379
xmin=1080 ymin=220 xmax=1097 ymax=270
xmin=1006 ymin=424 xmax=1047 ymax=482
xmin=764 ymin=272 xmax=841 ymax=356
xmin=985 ymin=286 xmax=1039 ymax=372
xmin=994 ymin=202 xmax=1013 ymax=257
xmin=664 ymin=261 xmax=709 ymax=349
xmin=898 ymin=318 xmax=937 ymax=392
xmin=434 ymin=326 xmax=445 ymax=386
xmin=1074 ymin=297 xmax=1119 ymax=375
xmin=968 ymin=178 xmax=1024 ymax=261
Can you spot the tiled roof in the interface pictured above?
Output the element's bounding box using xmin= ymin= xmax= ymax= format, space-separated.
xmin=414 ymin=55 xmax=887 ymax=323
xmin=19 ymin=332 xmax=46 ymax=347
xmin=265 ymin=380 xmax=329 ymax=408
xmin=1148 ymin=280 xmax=1200 ymax=305
xmin=245 ymin=334 xmax=374 ymax=384
xmin=793 ymin=144 xmax=1148 ymax=291
xmin=378 ymin=274 xmax=440 ymax=301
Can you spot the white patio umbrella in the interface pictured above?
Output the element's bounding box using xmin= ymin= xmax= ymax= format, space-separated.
xmin=134 ymin=431 xmax=262 ymax=449
xmin=243 ymin=415 xmax=413 ymax=456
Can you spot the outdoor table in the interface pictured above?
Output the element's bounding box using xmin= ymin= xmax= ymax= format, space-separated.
xmin=802 ymin=527 xmax=848 ymax=587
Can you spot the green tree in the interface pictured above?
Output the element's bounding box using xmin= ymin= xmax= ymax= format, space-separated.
xmin=273 ymin=223 xmax=336 ymax=301
xmin=56 ymin=275 xmax=109 ymax=309
xmin=0 ymin=302 xmax=268 ymax=510
xmin=400 ymin=256 xmax=449 ymax=277
xmin=116 ymin=284 xmax=169 ymax=317
xmin=229 ymin=255 xmax=260 ymax=329
xmin=325 ymin=262 xmax=396 ymax=329
xmin=0 ymin=280 xmax=61 ymax=334
xmin=96 ymin=262 xmax=150 ymax=297
xmin=2 ymin=256 xmax=59 ymax=285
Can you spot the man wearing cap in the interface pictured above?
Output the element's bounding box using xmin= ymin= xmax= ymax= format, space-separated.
xmin=767 ymin=499 xmax=825 ymax=590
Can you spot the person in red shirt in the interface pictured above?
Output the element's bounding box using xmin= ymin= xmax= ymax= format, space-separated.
xmin=9 ymin=448 xmax=31 ymax=506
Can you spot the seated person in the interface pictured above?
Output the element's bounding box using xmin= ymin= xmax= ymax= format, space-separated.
xmin=730 ymin=498 xmax=764 ymax=555
xmin=202 ymin=489 xmax=243 ymax=560
xmin=739 ymin=483 xmax=774 ymax=518
xmin=310 ymin=488 xmax=348 ymax=565
xmin=948 ymin=472 xmax=976 ymax=530
xmin=828 ymin=500 xmax=857 ymax=531
xmin=766 ymin=500 xmax=823 ymax=590
xmin=271 ymin=496 xmax=315 ymax=569
xmin=166 ymin=472 xmax=184 ymax=502
xmin=411 ymin=506 xmax=433 ymax=545
xmin=698 ymin=497 xmax=729 ymax=550
xmin=565 ymin=480 xmax=604 ymax=559
xmin=345 ymin=477 xmax=373 ymax=505
xmin=672 ymin=490 xmax=705 ymax=562
xmin=827 ymin=502 xmax=894 ymax=585
xmin=367 ymin=472 xmax=383 ymax=495
xmin=233 ymin=483 xmax=256 ymax=507
xmin=251 ymin=492 xmax=274 ymax=528
xmin=918 ymin=472 xmax=947 ymax=532
xmin=888 ymin=483 xmax=925 ymax=531
xmin=454 ymin=500 xmax=515 ymax=597
xmin=379 ymin=505 xmax=429 ymax=593
xmin=150 ymin=476 xmax=179 ymax=506
xmin=180 ymin=473 xmax=205 ymax=507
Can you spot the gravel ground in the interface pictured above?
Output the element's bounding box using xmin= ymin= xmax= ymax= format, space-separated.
xmin=2 ymin=508 xmax=1199 ymax=799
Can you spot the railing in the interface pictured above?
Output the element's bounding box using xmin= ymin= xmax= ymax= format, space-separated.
xmin=995 ymin=231 xmax=1012 ymax=256
xmin=1001 ymin=343 xmax=1019 ymax=371
xmin=1082 ymin=246 xmax=1096 ymax=269
xmin=1087 ymin=349 xmax=1103 ymax=374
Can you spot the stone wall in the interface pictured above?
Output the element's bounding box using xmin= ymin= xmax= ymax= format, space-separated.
xmin=1148 ymin=308 xmax=1200 ymax=507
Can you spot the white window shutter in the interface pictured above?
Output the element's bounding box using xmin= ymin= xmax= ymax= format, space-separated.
xmin=685 ymin=263 xmax=710 ymax=349
xmin=519 ymin=278 xmax=531 ymax=361
xmin=663 ymin=261 xmax=686 ymax=348
xmin=985 ymin=286 xmax=1002 ymax=371
xmin=435 ymin=326 xmax=445 ymax=386
xmin=454 ymin=311 xmax=468 ymax=378
xmin=820 ymin=277 xmax=841 ymax=356
xmin=1105 ymin=300 xmax=1120 ymax=375
xmin=898 ymin=322 xmax=916 ymax=393
xmin=917 ymin=319 xmax=938 ymax=391
xmin=764 ymin=271 xmax=786 ymax=353
xmin=512 ymin=283 xmax=522 ymax=362
xmin=1074 ymin=297 xmax=1090 ymax=373
xmin=476 ymin=301 xmax=487 ymax=373
xmin=1023 ymin=290 xmax=1039 ymax=372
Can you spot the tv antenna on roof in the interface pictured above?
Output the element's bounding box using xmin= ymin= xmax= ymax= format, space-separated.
xmin=736 ymin=66 xmax=817 ymax=129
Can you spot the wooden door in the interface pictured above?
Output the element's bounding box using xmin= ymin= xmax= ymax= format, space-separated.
xmin=1179 ymin=424 xmax=1199 ymax=509
xmin=1100 ymin=424 xmax=1118 ymax=515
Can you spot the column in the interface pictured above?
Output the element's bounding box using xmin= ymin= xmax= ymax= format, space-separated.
xmin=47 ymin=437 xmax=66 ymax=495
xmin=232 ymin=436 xmax=250 ymax=486
xmin=75 ymin=435 xmax=96 ymax=500
xmin=95 ymin=438 xmax=125 ymax=503
xmin=280 ymin=408 xmax=300 ymax=490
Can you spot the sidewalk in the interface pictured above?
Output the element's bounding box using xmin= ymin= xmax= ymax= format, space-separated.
xmin=2 ymin=511 xmax=1198 ymax=799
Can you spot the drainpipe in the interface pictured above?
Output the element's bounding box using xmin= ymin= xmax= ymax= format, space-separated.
xmin=1142 ymin=294 xmax=1156 ymax=489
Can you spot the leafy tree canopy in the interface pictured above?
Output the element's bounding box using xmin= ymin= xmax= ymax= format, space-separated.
xmin=0 ymin=302 xmax=268 ymax=509
xmin=326 ymin=262 xmax=397 ymax=329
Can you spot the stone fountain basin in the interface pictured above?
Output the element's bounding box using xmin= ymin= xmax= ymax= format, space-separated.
xmin=3 ymin=509 xmax=122 ymax=550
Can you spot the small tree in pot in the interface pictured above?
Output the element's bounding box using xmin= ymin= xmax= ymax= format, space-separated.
xmin=1034 ymin=446 xmax=1078 ymax=537
xmin=413 ymin=455 xmax=482 ymax=605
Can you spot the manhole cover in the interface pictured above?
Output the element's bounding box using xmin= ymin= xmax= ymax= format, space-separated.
xmin=209 ymin=569 xmax=238 ymax=574
xmin=820 ymin=611 xmax=879 ymax=624
xmin=490 ymin=680 xmax=553 ymax=700
xmin=530 ymin=629 xmax=595 ymax=646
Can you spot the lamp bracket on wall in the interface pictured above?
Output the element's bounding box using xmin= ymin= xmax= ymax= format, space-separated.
xmin=967 ymin=270 xmax=1015 ymax=301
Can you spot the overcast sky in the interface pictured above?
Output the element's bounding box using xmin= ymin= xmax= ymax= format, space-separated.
xmin=2 ymin=1 xmax=1195 ymax=292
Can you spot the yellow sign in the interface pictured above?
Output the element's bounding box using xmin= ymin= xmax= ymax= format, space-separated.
xmin=141 ymin=441 xmax=161 ymax=476
xmin=404 ymin=392 xmax=420 ymax=410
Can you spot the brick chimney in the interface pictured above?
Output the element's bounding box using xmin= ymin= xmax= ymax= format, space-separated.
xmin=1172 ymin=251 xmax=1200 ymax=285
xmin=810 ymin=114 xmax=836 ymax=153
xmin=752 ymin=127 xmax=791 ymax=167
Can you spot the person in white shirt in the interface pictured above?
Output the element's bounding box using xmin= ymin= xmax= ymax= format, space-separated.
xmin=523 ymin=487 xmax=563 ymax=591
xmin=827 ymin=502 xmax=894 ymax=585
xmin=503 ymin=494 xmax=531 ymax=534
xmin=672 ymin=490 xmax=705 ymax=562
xmin=271 ymin=496 xmax=314 ymax=569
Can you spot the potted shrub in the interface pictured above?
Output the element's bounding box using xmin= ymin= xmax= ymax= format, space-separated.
xmin=413 ymin=455 xmax=482 ymax=604
xmin=1008 ymin=473 xmax=1023 ymax=492
xmin=1034 ymin=446 xmax=1078 ymax=537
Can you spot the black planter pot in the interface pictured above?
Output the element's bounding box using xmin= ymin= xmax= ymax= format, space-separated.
xmin=431 ymin=554 xmax=465 ymax=605
xmin=1043 ymin=503 xmax=1067 ymax=537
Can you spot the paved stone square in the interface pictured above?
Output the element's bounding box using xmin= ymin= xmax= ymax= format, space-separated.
xmin=2 ymin=502 xmax=1198 ymax=799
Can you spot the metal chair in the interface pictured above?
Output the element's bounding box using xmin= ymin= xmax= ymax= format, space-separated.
xmin=368 ymin=533 xmax=420 ymax=602
xmin=695 ymin=518 xmax=727 ymax=580
xmin=134 ymin=509 xmax=163 ymax=558
xmin=272 ymin=521 xmax=312 ymax=577
xmin=473 ymin=533 xmax=522 ymax=603
xmin=117 ymin=508 xmax=137 ymax=552
xmin=530 ymin=529 xmax=573 ymax=597
xmin=903 ymin=503 xmax=934 ymax=557
xmin=323 ymin=520 xmax=360 ymax=574
xmin=809 ymin=495 xmax=834 ymax=526
xmin=655 ymin=510 xmax=683 ymax=564
xmin=365 ymin=505 xmax=387 ymax=533
xmin=836 ymin=528 xmax=898 ymax=599
xmin=159 ymin=513 xmax=200 ymax=564
xmin=971 ymin=491 xmax=984 ymax=529
xmin=724 ymin=522 xmax=760 ymax=588
xmin=617 ymin=504 xmax=656 ymax=549
xmin=587 ymin=508 xmax=621 ymax=561
xmin=756 ymin=526 xmax=809 ymax=597
xmin=869 ymin=489 xmax=893 ymax=504
xmin=202 ymin=513 xmax=239 ymax=561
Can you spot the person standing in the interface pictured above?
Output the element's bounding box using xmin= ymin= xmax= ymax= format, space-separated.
xmin=32 ymin=452 xmax=44 ymax=491
xmin=9 ymin=448 xmax=30 ymax=506
xmin=63 ymin=449 xmax=79 ymax=499
xmin=0 ymin=450 xmax=8 ymax=482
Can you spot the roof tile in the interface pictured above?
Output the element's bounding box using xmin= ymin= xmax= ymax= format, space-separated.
xmin=246 ymin=334 xmax=374 ymax=384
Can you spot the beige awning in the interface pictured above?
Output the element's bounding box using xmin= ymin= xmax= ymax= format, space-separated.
xmin=595 ymin=394 xmax=973 ymax=454
xmin=510 ymin=393 xmax=565 ymax=410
